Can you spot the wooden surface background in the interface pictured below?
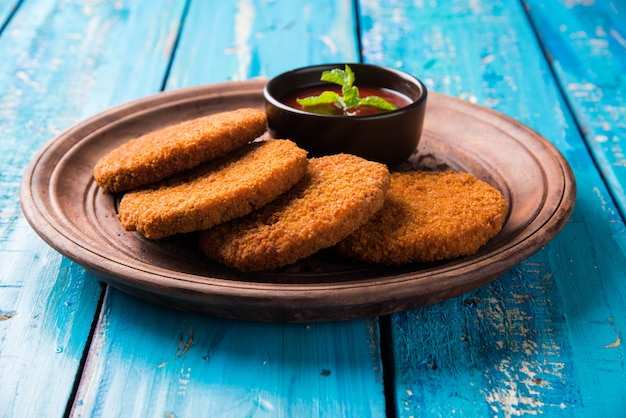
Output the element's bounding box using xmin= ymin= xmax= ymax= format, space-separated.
xmin=1 ymin=0 xmax=625 ymax=416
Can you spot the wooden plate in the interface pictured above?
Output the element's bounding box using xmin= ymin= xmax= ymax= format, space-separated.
xmin=20 ymin=80 xmax=576 ymax=322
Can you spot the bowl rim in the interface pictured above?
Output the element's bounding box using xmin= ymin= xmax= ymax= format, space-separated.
xmin=263 ymin=62 xmax=428 ymax=119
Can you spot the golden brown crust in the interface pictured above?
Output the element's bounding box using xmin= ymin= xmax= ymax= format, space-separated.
xmin=93 ymin=108 xmax=267 ymax=192
xmin=336 ymin=171 xmax=508 ymax=264
xmin=198 ymin=154 xmax=391 ymax=271
xmin=118 ymin=139 xmax=308 ymax=239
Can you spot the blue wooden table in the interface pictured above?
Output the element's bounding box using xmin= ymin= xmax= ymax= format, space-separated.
xmin=1 ymin=1 xmax=625 ymax=416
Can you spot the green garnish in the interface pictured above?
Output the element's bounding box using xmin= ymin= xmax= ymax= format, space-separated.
xmin=296 ymin=65 xmax=398 ymax=115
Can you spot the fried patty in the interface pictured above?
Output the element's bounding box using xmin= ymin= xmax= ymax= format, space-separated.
xmin=118 ymin=139 xmax=308 ymax=239
xmin=336 ymin=171 xmax=508 ymax=264
xmin=94 ymin=108 xmax=267 ymax=192
xmin=198 ymin=154 xmax=391 ymax=271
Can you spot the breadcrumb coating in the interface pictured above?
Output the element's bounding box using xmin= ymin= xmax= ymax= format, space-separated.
xmin=199 ymin=154 xmax=391 ymax=271
xmin=94 ymin=108 xmax=267 ymax=192
xmin=118 ymin=139 xmax=308 ymax=239
xmin=336 ymin=171 xmax=508 ymax=264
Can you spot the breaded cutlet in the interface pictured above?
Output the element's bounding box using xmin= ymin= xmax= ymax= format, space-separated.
xmin=336 ymin=170 xmax=508 ymax=264
xmin=198 ymin=154 xmax=391 ymax=272
xmin=118 ymin=139 xmax=308 ymax=240
xmin=94 ymin=108 xmax=267 ymax=193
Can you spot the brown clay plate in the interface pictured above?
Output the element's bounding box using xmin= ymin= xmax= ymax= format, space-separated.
xmin=20 ymin=79 xmax=576 ymax=322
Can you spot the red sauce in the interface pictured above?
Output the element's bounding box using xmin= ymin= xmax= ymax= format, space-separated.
xmin=281 ymin=85 xmax=412 ymax=116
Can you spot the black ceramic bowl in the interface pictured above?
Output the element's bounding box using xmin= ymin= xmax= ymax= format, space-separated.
xmin=264 ymin=63 xmax=428 ymax=167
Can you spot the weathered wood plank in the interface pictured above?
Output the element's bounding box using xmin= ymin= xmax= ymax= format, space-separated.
xmin=73 ymin=291 xmax=384 ymax=417
xmin=167 ymin=0 xmax=359 ymax=88
xmin=359 ymin=0 xmax=626 ymax=415
xmin=522 ymin=0 xmax=626 ymax=216
xmin=0 ymin=0 xmax=188 ymax=416
xmin=71 ymin=1 xmax=386 ymax=417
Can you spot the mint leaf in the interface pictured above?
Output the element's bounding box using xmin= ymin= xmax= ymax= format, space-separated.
xmin=320 ymin=69 xmax=348 ymax=86
xmin=297 ymin=64 xmax=399 ymax=114
xmin=342 ymin=85 xmax=360 ymax=108
xmin=296 ymin=91 xmax=340 ymax=107
xmin=344 ymin=65 xmax=356 ymax=87
xmin=321 ymin=65 xmax=355 ymax=87
xmin=360 ymin=95 xmax=398 ymax=110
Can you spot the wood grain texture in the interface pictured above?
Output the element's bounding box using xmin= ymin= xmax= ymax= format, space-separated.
xmin=73 ymin=290 xmax=384 ymax=417
xmin=359 ymin=0 xmax=626 ymax=415
xmin=522 ymin=0 xmax=626 ymax=217
xmin=70 ymin=0 xmax=387 ymax=416
xmin=5 ymin=0 xmax=625 ymax=416
xmin=167 ymin=0 xmax=359 ymax=87
xmin=0 ymin=0 xmax=187 ymax=416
